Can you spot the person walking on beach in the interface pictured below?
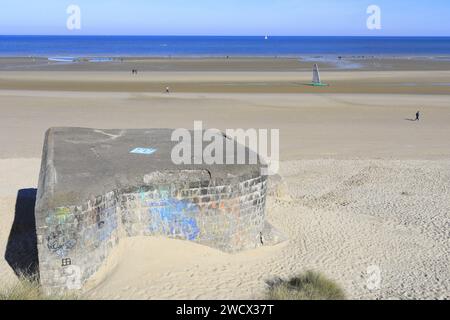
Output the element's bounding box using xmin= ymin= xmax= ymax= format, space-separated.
xmin=166 ymin=86 xmax=170 ymax=94
xmin=415 ymin=111 xmax=420 ymax=121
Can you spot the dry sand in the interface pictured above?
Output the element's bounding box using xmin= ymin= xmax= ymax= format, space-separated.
xmin=84 ymin=159 xmax=450 ymax=300
xmin=0 ymin=58 xmax=449 ymax=299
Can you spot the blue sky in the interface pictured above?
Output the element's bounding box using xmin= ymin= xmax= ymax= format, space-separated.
xmin=0 ymin=0 xmax=449 ymax=36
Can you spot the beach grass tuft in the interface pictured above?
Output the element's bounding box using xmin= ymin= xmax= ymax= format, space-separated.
xmin=266 ymin=270 xmax=346 ymax=300
xmin=0 ymin=275 xmax=79 ymax=300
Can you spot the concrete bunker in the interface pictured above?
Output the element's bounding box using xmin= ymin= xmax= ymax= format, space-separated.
xmin=35 ymin=128 xmax=281 ymax=293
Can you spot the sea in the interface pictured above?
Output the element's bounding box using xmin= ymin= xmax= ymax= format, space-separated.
xmin=0 ymin=36 xmax=450 ymax=58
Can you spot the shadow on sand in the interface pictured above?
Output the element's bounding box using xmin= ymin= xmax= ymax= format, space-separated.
xmin=404 ymin=118 xmax=418 ymax=122
xmin=5 ymin=188 xmax=39 ymax=279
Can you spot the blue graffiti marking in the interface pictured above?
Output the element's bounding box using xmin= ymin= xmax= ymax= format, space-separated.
xmin=47 ymin=232 xmax=77 ymax=257
xmin=130 ymin=148 xmax=157 ymax=155
xmin=148 ymin=198 xmax=200 ymax=241
xmin=97 ymin=216 xmax=118 ymax=242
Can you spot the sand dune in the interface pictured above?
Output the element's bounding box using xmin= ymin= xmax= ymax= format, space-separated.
xmin=80 ymin=159 xmax=450 ymax=300
xmin=1 ymin=158 xmax=448 ymax=299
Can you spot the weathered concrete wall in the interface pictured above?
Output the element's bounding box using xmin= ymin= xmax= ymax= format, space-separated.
xmin=35 ymin=128 xmax=278 ymax=294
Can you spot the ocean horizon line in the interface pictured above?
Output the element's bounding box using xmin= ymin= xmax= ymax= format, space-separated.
xmin=1 ymin=35 xmax=450 ymax=38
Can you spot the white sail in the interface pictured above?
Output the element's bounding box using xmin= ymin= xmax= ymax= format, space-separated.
xmin=312 ymin=64 xmax=321 ymax=84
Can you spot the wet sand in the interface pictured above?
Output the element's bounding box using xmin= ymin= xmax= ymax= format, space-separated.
xmin=2 ymin=56 xmax=450 ymax=72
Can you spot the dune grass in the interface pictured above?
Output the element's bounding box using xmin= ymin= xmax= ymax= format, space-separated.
xmin=0 ymin=276 xmax=78 ymax=300
xmin=266 ymin=270 xmax=346 ymax=300
xmin=3 ymin=270 xmax=344 ymax=300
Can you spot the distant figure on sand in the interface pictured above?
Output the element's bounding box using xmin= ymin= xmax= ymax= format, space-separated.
xmin=416 ymin=111 xmax=420 ymax=121
xmin=132 ymin=69 xmax=138 ymax=75
xmin=166 ymin=86 xmax=170 ymax=93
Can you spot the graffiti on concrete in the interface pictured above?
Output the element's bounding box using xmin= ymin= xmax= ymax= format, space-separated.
xmin=62 ymin=258 xmax=72 ymax=267
xmin=148 ymin=198 xmax=200 ymax=240
xmin=55 ymin=207 xmax=71 ymax=223
xmin=139 ymin=188 xmax=200 ymax=240
xmin=45 ymin=207 xmax=72 ymax=226
xmin=130 ymin=147 xmax=157 ymax=155
xmin=47 ymin=231 xmax=77 ymax=257
xmin=97 ymin=207 xmax=118 ymax=242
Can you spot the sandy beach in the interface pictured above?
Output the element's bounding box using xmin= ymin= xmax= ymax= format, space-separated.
xmin=0 ymin=57 xmax=449 ymax=300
